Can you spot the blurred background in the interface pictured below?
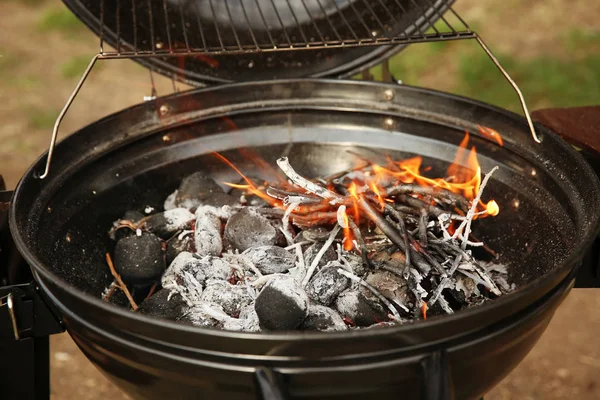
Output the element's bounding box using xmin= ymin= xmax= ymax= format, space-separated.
xmin=1 ymin=0 xmax=599 ymax=398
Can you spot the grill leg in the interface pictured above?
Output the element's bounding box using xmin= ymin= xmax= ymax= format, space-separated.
xmin=421 ymin=350 xmax=453 ymax=400
xmin=0 ymin=336 xmax=50 ymax=400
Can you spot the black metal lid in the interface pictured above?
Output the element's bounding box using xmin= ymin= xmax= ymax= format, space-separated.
xmin=63 ymin=0 xmax=453 ymax=85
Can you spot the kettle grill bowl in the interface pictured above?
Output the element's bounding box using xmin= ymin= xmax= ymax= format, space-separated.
xmin=10 ymin=80 xmax=600 ymax=399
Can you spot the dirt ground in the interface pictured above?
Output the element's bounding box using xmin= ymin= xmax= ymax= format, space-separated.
xmin=1 ymin=1 xmax=599 ymax=399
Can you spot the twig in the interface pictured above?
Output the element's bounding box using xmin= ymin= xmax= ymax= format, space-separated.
xmin=105 ymin=253 xmax=138 ymax=311
xmin=277 ymin=157 xmax=344 ymax=203
xmin=144 ymin=282 xmax=158 ymax=301
xmin=302 ymin=225 xmax=341 ymax=287
xmin=102 ymin=282 xmax=118 ymax=302
xmin=384 ymin=205 xmax=411 ymax=278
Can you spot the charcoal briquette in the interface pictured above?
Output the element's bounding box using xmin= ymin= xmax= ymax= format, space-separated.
xmin=254 ymin=276 xmax=309 ymax=331
xmin=306 ymin=267 xmax=351 ymax=306
xmin=200 ymin=280 xmax=253 ymax=317
xmin=335 ymin=290 xmax=388 ymax=327
xmin=303 ymin=242 xmax=337 ymax=268
xmin=114 ymin=233 xmax=165 ymax=283
xmin=138 ymin=289 xmax=188 ymax=321
xmin=225 ymin=208 xmax=279 ymax=252
xmin=196 ymin=192 xmax=240 ymax=208
xmin=194 ymin=210 xmax=223 ymax=256
xmin=145 ymin=208 xmax=195 ymax=239
xmin=242 ymin=245 xmax=295 ymax=275
xmin=300 ymin=304 xmax=347 ymax=332
xmin=174 ymin=172 xmax=224 ymax=210
xmin=361 ymin=270 xmax=410 ymax=306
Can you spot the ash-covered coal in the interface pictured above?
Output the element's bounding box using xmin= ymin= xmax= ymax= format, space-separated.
xmin=103 ymin=146 xmax=514 ymax=332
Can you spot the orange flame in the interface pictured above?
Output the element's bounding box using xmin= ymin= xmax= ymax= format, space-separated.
xmin=340 ymin=208 xmax=354 ymax=251
xmin=214 ymin=130 xmax=501 ymax=243
xmin=421 ymin=302 xmax=428 ymax=320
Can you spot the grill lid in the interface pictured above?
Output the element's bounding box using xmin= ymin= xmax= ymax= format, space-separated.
xmin=62 ymin=0 xmax=456 ymax=85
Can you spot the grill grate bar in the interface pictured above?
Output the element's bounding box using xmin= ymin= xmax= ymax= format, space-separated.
xmin=93 ymin=0 xmax=478 ymax=55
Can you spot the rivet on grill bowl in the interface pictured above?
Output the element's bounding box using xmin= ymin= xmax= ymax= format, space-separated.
xmin=384 ymin=118 xmax=395 ymax=129
xmin=384 ymin=89 xmax=395 ymax=101
xmin=159 ymin=104 xmax=170 ymax=116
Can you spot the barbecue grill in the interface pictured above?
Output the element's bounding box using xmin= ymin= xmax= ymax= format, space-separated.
xmin=1 ymin=1 xmax=600 ymax=399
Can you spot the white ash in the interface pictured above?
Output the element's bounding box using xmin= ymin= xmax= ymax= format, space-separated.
xmin=221 ymin=304 xmax=260 ymax=332
xmin=195 ymin=204 xmax=235 ymax=220
xmin=361 ymin=270 xmax=411 ymax=309
xmin=194 ymin=209 xmax=223 ymax=257
xmin=335 ymin=290 xmax=387 ymax=327
xmin=164 ymin=190 xmax=178 ymax=210
xmin=154 ymin=208 xmax=195 ymax=233
xmin=200 ymin=279 xmax=253 ymax=317
xmin=161 ymin=252 xmax=234 ymax=305
xmin=184 ymin=303 xmax=229 ymax=328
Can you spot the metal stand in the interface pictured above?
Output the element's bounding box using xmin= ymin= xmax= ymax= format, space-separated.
xmin=1 ymin=186 xmax=64 ymax=400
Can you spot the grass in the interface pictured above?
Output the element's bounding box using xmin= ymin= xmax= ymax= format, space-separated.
xmin=61 ymin=55 xmax=101 ymax=79
xmin=361 ymin=27 xmax=600 ymax=113
xmin=37 ymin=6 xmax=85 ymax=35
xmin=27 ymin=107 xmax=60 ymax=130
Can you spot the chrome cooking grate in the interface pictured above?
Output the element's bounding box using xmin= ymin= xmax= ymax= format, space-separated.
xmin=93 ymin=0 xmax=474 ymax=56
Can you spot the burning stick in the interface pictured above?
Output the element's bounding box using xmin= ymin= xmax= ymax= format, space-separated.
xmin=104 ymin=253 xmax=138 ymax=311
xmin=386 ymin=184 xmax=470 ymax=212
xmin=461 ymin=166 xmax=499 ymax=250
xmin=277 ymin=157 xmax=344 ymax=204
xmin=302 ymin=225 xmax=341 ymax=287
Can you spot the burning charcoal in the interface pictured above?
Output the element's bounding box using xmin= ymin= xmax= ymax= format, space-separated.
xmin=361 ymin=271 xmax=410 ymax=308
xmin=145 ymin=208 xmax=195 ymax=239
xmin=303 ymin=243 xmax=337 ymax=268
xmin=306 ymin=267 xmax=351 ymax=306
xmin=174 ymin=172 xmax=224 ymax=210
xmin=225 ymin=208 xmax=279 ymax=252
xmin=300 ymin=305 xmax=347 ymax=332
xmin=200 ymin=280 xmax=253 ymax=317
xmin=365 ymin=321 xmax=398 ymax=330
xmin=114 ymin=233 xmax=165 ymax=283
xmin=180 ymin=303 xmax=226 ymax=329
xmin=335 ymin=290 xmax=388 ymax=327
xmin=166 ymin=232 xmax=195 ymax=265
xmin=254 ymin=276 xmax=309 ymax=331
xmin=162 ymin=252 xmax=234 ymax=299
xmin=242 ymin=245 xmax=295 ymax=275
xmin=138 ymin=289 xmax=188 ymax=321
xmin=222 ymin=305 xmax=261 ymax=332
xmin=194 ymin=209 xmax=223 ymax=257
